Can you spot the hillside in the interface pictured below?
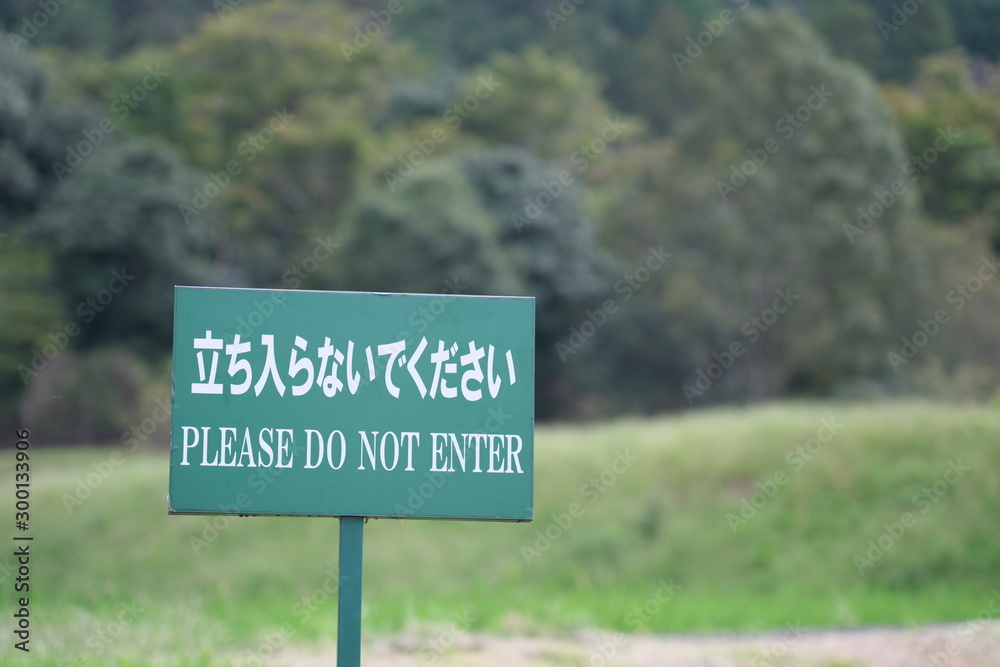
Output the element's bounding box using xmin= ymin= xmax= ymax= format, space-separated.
xmin=2 ymin=401 xmax=999 ymax=665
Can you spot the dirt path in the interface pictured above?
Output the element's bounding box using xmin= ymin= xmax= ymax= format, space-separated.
xmin=271 ymin=621 xmax=1000 ymax=666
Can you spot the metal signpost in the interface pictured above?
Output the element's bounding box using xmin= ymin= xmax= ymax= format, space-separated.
xmin=168 ymin=287 xmax=534 ymax=666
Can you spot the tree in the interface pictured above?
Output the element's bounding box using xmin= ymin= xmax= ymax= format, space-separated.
xmin=460 ymin=148 xmax=620 ymax=417
xmin=613 ymin=9 xmax=928 ymax=402
xmin=611 ymin=5 xmax=697 ymax=135
xmin=333 ymin=147 xmax=617 ymax=418
xmin=0 ymin=38 xmax=214 ymax=441
xmin=0 ymin=40 xmax=115 ymax=232
xmin=161 ymin=0 xmax=421 ymax=168
xmin=878 ymin=53 xmax=1000 ymax=398
xmin=1 ymin=0 xmax=213 ymax=58
xmin=376 ymin=67 xmax=462 ymax=130
xmin=0 ymin=38 xmax=51 ymax=221
xmin=942 ymin=0 xmax=1000 ymax=62
xmin=884 ymin=53 xmax=1000 ymax=236
xmin=456 ymin=48 xmax=634 ymax=161
xmin=105 ymin=0 xmax=426 ymax=288
xmin=347 ymin=0 xmax=544 ymax=68
xmin=28 ymin=138 xmax=217 ymax=356
xmin=460 ymin=147 xmax=614 ymax=317
xmin=808 ymin=0 xmax=884 ymax=76
xmin=330 ymin=159 xmax=523 ymax=296
xmin=1 ymin=0 xmax=115 ymax=56
xmin=868 ymin=0 xmax=956 ymax=81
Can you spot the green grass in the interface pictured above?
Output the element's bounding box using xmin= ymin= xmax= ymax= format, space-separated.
xmin=3 ymin=401 xmax=1000 ymax=665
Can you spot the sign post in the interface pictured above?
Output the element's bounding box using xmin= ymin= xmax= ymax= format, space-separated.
xmin=168 ymin=287 xmax=534 ymax=664
xmin=337 ymin=517 xmax=364 ymax=667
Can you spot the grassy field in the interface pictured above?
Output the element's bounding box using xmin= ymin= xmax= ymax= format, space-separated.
xmin=2 ymin=401 xmax=999 ymax=665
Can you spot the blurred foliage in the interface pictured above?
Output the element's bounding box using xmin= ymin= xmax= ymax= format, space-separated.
xmin=864 ymin=0 xmax=956 ymax=81
xmin=1 ymin=0 xmax=999 ymax=439
xmin=333 ymin=159 xmax=525 ymax=296
xmin=0 ymin=238 xmax=61 ymax=427
xmin=949 ymin=0 xmax=1000 ymax=62
xmin=334 ymin=148 xmax=617 ymax=417
xmin=650 ymin=10 xmax=928 ymax=401
xmin=27 ymin=138 xmax=217 ymax=356
xmin=885 ymin=52 xmax=1000 ymax=237
xmin=0 ymin=0 xmax=209 ymax=57
xmin=0 ymin=37 xmax=55 ymax=221
xmin=451 ymin=48 xmax=636 ymax=159
xmin=20 ymin=346 xmax=167 ymax=445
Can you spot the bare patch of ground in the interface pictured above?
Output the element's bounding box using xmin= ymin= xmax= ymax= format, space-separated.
xmin=270 ymin=621 xmax=1000 ymax=666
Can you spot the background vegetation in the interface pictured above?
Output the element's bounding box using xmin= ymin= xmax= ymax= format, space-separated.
xmin=2 ymin=0 xmax=1000 ymax=439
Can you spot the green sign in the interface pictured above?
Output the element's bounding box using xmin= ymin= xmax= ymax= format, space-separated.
xmin=168 ymin=287 xmax=534 ymax=521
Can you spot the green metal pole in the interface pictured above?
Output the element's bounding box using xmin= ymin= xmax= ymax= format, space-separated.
xmin=337 ymin=516 xmax=364 ymax=667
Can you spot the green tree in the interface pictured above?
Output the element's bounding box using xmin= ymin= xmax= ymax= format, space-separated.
xmin=461 ymin=148 xmax=618 ymax=418
xmin=878 ymin=54 xmax=1000 ymax=398
xmin=611 ymin=5 xmax=697 ymax=135
xmin=808 ymin=0 xmax=884 ymax=75
xmin=456 ymin=48 xmax=633 ymax=161
xmin=460 ymin=148 xmax=614 ymax=315
xmin=884 ymin=53 xmax=1000 ymax=235
xmin=946 ymin=0 xmax=1000 ymax=62
xmin=1 ymin=0 xmax=213 ymax=58
xmin=0 ymin=38 xmax=51 ymax=221
xmin=28 ymin=139 xmax=216 ymax=356
xmin=362 ymin=0 xmax=716 ymax=127
xmin=161 ymin=0 xmax=420 ymax=167
xmin=331 ymin=160 xmax=523 ymax=296
xmin=0 ymin=38 xmax=213 ymax=439
xmin=1 ymin=0 xmax=115 ymax=56
xmin=0 ymin=40 xmax=113 ymax=231
xmin=613 ymin=9 xmax=928 ymax=403
xmin=345 ymin=0 xmax=551 ymax=68
xmin=376 ymin=67 xmax=461 ymax=130
xmin=334 ymin=147 xmax=617 ymax=418
xmin=869 ymin=0 xmax=956 ymax=81
xmin=120 ymin=0 xmax=425 ymax=287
